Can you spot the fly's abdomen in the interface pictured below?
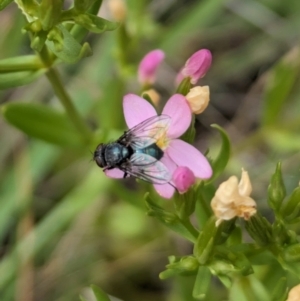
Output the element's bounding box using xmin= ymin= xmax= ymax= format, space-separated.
xmin=137 ymin=143 xmax=164 ymax=160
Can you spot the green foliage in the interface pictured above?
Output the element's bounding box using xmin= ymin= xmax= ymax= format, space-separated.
xmin=0 ymin=0 xmax=300 ymax=300
xmin=90 ymin=285 xmax=111 ymax=301
xmin=0 ymin=0 xmax=13 ymax=10
xmin=207 ymin=124 xmax=231 ymax=184
xmin=262 ymin=47 xmax=300 ymax=126
xmin=2 ymin=102 xmax=82 ymax=147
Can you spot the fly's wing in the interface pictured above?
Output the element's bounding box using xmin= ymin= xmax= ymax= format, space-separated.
xmin=118 ymin=115 xmax=171 ymax=149
xmin=120 ymin=153 xmax=172 ymax=184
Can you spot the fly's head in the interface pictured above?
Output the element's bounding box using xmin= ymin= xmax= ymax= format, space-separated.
xmin=93 ymin=143 xmax=106 ymax=168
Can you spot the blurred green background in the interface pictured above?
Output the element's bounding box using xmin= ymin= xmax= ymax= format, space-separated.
xmin=0 ymin=0 xmax=300 ymax=300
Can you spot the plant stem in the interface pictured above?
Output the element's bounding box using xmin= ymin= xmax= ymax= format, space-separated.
xmin=45 ymin=67 xmax=93 ymax=143
xmin=181 ymin=218 xmax=199 ymax=241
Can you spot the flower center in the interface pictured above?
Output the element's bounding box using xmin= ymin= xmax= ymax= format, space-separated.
xmin=154 ymin=128 xmax=169 ymax=150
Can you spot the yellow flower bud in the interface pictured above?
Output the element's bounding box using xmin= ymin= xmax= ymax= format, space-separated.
xmin=142 ymin=89 xmax=160 ymax=107
xmin=211 ymin=169 xmax=257 ymax=226
xmin=108 ymin=0 xmax=127 ymax=22
xmin=185 ymin=86 xmax=210 ymax=114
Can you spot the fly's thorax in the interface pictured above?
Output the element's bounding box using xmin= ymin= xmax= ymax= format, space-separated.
xmin=104 ymin=142 xmax=130 ymax=166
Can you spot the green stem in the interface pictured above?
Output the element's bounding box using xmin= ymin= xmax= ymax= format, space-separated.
xmin=180 ymin=218 xmax=199 ymax=241
xmin=45 ymin=67 xmax=92 ymax=143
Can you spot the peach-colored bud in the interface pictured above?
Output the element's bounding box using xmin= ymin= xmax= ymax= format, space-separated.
xmin=108 ymin=0 xmax=127 ymax=22
xmin=238 ymin=169 xmax=252 ymax=197
xmin=211 ymin=170 xmax=257 ymax=226
xmin=185 ymin=86 xmax=210 ymax=114
xmin=286 ymin=284 xmax=300 ymax=301
xmin=142 ymin=89 xmax=160 ymax=106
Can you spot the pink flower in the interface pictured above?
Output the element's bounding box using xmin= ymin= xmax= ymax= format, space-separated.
xmin=138 ymin=49 xmax=165 ymax=85
xmin=173 ymin=167 xmax=196 ymax=194
xmin=105 ymin=94 xmax=212 ymax=198
xmin=176 ymin=49 xmax=212 ymax=85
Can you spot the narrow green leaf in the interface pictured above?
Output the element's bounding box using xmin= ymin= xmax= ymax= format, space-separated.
xmin=207 ymin=124 xmax=231 ymax=183
xmin=145 ymin=193 xmax=197 ymax=243
xmin=74 ymin=13 xmax=119 ymax=33
xmin=271 ymin=277 xmax=288 ymax=301
xmin=0 ymin=0 xmax=13 ymax=10
xmin=0 ymin=69 xmax=46 ymax=89
xmin=192 ymin=266 xmax=211 ymax=299
xmin=2 ymin=102 xmax=82 ymax=148
xmin=262 ymin=47 xmax=300 ymax=126
xmin=79 ymin=296 xmax=89 ymax=301
xmin=46 ymin=25 xmax=92 ymax=63
xmin=74 ymin=0 xmax=97 ymax=12
xmin=0 ymin=55 xmax=43 ymax=72
xmin=90 ymin=285 xmax=111 ymax=301
xmin=39 ymin=0 xmax=63 ymax=30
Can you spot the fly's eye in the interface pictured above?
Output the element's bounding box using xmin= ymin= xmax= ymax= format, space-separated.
xmin=93 ymin=143 xmax=106 ymax=168
xmin=95 ymin=156 xmax=104 ymax=168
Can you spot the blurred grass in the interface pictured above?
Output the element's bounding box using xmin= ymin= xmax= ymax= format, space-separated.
xmin=0 ymin=0 xmax=300 ymax=300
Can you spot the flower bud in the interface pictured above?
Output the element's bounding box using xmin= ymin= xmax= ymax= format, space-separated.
xmin=173 ymin=166 xmax=196 ymax=194
xmin=282 ymin=185 xmax=300 ymax=222
xmin=185 ymin=86 xmax=210 ymax=114
xmin=268 ymin=162 xmax=286 ymax=212
xmin=286 ymin=284 xmax=300 ymax=301
xmin=138 ymin=49 xmax=165 ymax=86
xmin=142 ymin=89 xmax=160 ymax=106
xmin=178 ymin=49 xmax=212 ymax=85
xmin=244 ymin=213 xmax=273 ymax=246
xmin=108 ymin=0 xmax=127 ymax=22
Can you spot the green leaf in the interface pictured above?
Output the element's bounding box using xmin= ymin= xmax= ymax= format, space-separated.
xmin=74 ymin=0 xmax=97 ymax=12
xmin=207 ymin=124 xmax=231 ymax=183
xmin=79 ymin=296 xmax=89 ymax=301
xmin=271 ymin=277 xmax=288 ymax=301
xmin=192 ymin=266 xmax=211 ymax=299
xmin=0 ymin=70 xmax=46 ymax=89
xmin=0 ymin=55 xmax=43 ymax=72
xmin=39 ymin=0 xmax=63 ymax=30
xmin=145 ymin=193 xmax=197 ymax=243
xmin=90 ymin=285 xmax=111 ymax=301
xmin=262 ymin=47 xmax=300 ymax=126
xmin=0 ymin=0 xmax=13 ymax=10
xmin=46 ymin=25 xmax=92 ymax=63
xmin=193 ymin=216 xmax=218 ymax=264
xmin=74 ymin=13 xmax=119 ymax=33
xmin=1 ymin=103 xmax=82 ymax=148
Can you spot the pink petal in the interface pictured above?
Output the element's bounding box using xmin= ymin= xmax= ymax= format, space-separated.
xmin=138 ymin=49 xmax=165 ymax=85
xmin=153 ymin=153 xmax=177 ymax=199
xmin=162 ymin=94 xmax=192 ymax=139
xmin=123 ymin=94 xmax=157 ymax=128
xmin=105 ymin=168 xmax=125 ymax=178
xmin=167 ymin=139 xmax=212 ymax=179
xmin=175 ymin=68 xmax=184 ymax=86
xmin=173 ymin=166 xmax=195 ymax=193
xmin=153 ymin=183 xmax=175 ymax=199
xmin=182 ymin=49 xmax=212 ymax=84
